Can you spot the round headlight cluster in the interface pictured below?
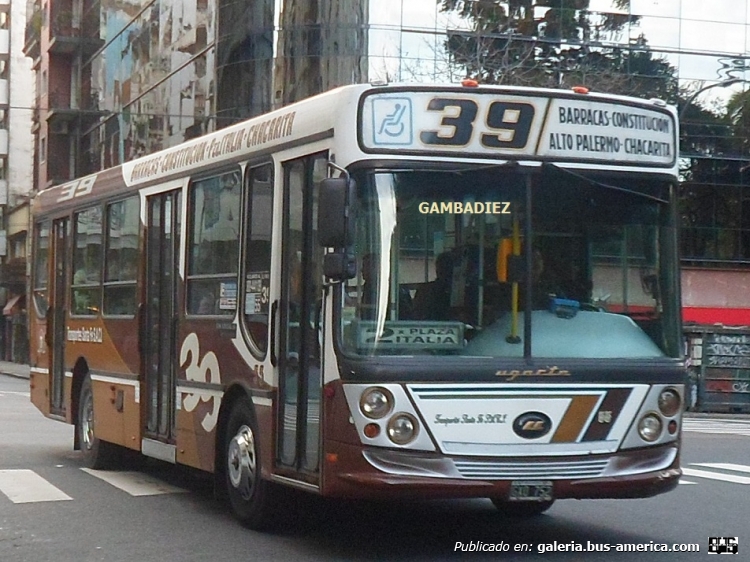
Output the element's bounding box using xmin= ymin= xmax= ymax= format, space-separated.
xmin=638 ymin=413 xmax=663 ymax=442
xmin=358 ymin=388 xmax=420 ymax=446
xmin=657 ymin=388 xmax=681 ymax=417
xmin=387 ymin=413 xmax=419 ymax=445
xmin=359 ymin=387 xmax=393 ymax=419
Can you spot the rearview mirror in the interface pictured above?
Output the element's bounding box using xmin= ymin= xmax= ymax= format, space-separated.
xmin=318 ymin=177 xmax=356 ymax=248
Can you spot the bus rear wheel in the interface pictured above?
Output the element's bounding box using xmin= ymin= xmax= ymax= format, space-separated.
xmin=224 ymin=399 xmax=279 ymax=529
xmin=78 ymin=375 xmax=119 ymax=469
xmin=491 ymin=499 xmax=555 ymax=517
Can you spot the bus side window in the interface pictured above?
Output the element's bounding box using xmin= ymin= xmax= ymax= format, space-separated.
xmin=187 ymin=170 xmax=242 ymax=315
xmin=103 ymin=196 xmax=140 ymax=316
xmin=242 ymin=164 xmax=273 ymax=354
xmin=71 ymin=206 xmax=103 ymax=316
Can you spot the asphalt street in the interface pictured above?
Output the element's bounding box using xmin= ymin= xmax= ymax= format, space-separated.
xmin=1 ymin=372 xmax=747 ymax=561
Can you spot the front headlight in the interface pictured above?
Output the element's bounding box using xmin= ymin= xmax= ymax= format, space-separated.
xmin=387 ymin=413 xmax=419 ymax=445
xmin=360 ymin=387 xmax=393 ymax=419
xmin=658 ymin=388 xmax=681 ymax=417
xmin=638 ymin=413 xmax=663 ymax=442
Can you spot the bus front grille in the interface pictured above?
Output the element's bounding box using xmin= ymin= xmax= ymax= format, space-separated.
xmin=453 ymin=458 xmax=609 ymax=480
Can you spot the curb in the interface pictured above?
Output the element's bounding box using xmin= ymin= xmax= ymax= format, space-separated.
xmin=0 ymin=371 xmax=30 ymax=380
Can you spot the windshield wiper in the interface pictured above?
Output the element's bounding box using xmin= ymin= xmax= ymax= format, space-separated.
xmin=542 ymin=163 xmax=668 ymax=205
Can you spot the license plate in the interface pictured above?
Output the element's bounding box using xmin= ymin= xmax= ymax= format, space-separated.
xmin=509 ymin=481 xmax=553 ymax=502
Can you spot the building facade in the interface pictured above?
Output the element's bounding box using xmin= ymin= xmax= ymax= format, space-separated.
xmin=0 ymin=0 xmax=33 ymax=362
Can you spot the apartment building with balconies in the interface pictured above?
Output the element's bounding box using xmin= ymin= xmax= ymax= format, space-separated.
xmin=0 ymin=0 xmax=33 ymax=362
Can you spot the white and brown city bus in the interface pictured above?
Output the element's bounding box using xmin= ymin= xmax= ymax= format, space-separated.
xmin=29 ymin=81 xmax=686 ymax=528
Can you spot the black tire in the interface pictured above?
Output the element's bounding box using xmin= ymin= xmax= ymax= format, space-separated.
xmin=224 ymin=398 xmax=280 ymax=530
xmin=78 ymin=374 xmax=119 ymax=469
xmin=491 ymin=499 xmax=555 ymax=517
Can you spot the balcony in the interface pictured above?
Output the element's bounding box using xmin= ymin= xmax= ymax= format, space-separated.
xmin=47 ymin=90 xmax=109 ymax=133
xmin=0 ymin=129 xmax=7 ymax=156
xmin=49 ymin=8 xmax=104 ymax=57
xmin=0 ymin=179 xmax=7 ymax=205
xmin=23 ymin=7 xmax=42 ymax=63
xmin=31 ymin=108 xmax=40 ymax=134
xmin=0 ymin=28 xmax=9 ymax=59
xmin=0 ymin=259 xmax=28 ymax=291
xmin=47 ymin=91 xmax=79 ymax=130
xmin=0 ymin=78 xmax=7 ymax=106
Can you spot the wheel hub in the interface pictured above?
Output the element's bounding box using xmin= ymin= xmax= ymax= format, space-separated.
xmin=81 ymin=394 xmax=94 ymax=450
xmin=227 ymin=424 xmax=256 ymax=500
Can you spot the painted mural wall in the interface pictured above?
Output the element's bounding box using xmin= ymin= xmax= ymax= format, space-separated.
xmin=85 ymin=0 xmax=215 ymax=166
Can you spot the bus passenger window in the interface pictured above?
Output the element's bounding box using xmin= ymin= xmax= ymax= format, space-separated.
xmin=71 ymin=207 xmax=103 ymax=316
xmin=187 ymin=169 xmax=241 ymax=315
xmin=33 ymin=222 xmax=51 ymax=318
xmin=242 ymin=164 xmax=273 ymax=354
xmin=103 ymin=197 xmax=139 ymax=316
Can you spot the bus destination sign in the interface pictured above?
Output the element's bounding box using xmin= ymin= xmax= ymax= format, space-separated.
xmin=356 ymin=321 xmax=465 ymax=350
xmin=360 ymin=90 xmax=676 ymax=167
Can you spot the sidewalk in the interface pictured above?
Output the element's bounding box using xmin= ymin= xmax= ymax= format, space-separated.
xmin=0 ymin=360 xmax=30 ymax=379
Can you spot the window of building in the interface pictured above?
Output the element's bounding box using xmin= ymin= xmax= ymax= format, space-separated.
xmin=242 ymin=163 xmax=274 ymax=355
xmin=40 ymin=138 xmax=46 ymax=163
xmin=187 ymin=169 xmax=241 ymax=315
xmin=71 ymin=206 xmax=102 ymax=315
xmin=103 ymin=196 xmax=140 ymax=316
xmin=678 ymin=148 xmax=750 ymax=265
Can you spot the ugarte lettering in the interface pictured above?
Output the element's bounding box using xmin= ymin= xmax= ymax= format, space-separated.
xmin=496 ymin=366 xmax=571 ymax=381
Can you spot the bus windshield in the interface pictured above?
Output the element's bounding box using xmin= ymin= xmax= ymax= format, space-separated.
xmin=339 ymin=167 xmax=681 ymax=359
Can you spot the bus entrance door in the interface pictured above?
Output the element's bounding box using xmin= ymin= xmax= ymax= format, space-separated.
xmin=49 ymin=218 xmax=69 ymax=416
xmin=276 ymin=155 xmax=327 ymax=484
xmin=142 ymin=190 xmax=181 ymax=460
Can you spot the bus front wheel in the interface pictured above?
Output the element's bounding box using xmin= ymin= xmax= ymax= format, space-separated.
xmin=77 ymin=374 xmax=119 ymax=469
xmin=224 ymin=399 xmax=279 ymax=529
xmin=491 ymin=499 xmax=555 ymax=517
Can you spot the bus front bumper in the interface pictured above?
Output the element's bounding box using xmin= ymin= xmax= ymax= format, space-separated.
xmin=326 ymin=441 xmax=681 ymax=500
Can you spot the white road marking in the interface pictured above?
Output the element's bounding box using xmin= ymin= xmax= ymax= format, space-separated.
xmin=681 ymin=467 xmax=750 ymax=484
xmin=692 ymin=463 xmax=750 ymax=474
xmin=0 ymin=391 xmax=31 ymax=397
xmin=678 ymin=479 xmax=697 ymax=485
xmin=81 ymin=468 xmax=187 ymax=496
xmin=683 ymin=419 xmax=750 ymax=436
xmin=0 ymin=469 xmax=73 ymax=503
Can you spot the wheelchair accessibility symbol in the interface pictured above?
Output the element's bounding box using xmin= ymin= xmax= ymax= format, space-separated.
xmin=372 ymin=98 xmax=413 ymax=146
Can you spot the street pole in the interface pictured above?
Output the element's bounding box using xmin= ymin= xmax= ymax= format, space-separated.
xmin=679 ymin=78 xmax=745 ymax=121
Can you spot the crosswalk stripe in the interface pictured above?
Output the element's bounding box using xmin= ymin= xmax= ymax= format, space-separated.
xmin=692 ymin=463 xmax=750 ymax=474
xmin=682 ymin=467 xmax=750 ymax=484
xmin=682 ymin=419 xmax=750 ymax=436
xmin=81 ymin=468 xmax=186 ymax=496
xmin=0 ymin=469 xmax=72 ymax=503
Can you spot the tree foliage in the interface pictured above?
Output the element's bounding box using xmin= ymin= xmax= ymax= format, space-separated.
xmin=438 ymin=0 xmax=678 ymax=101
